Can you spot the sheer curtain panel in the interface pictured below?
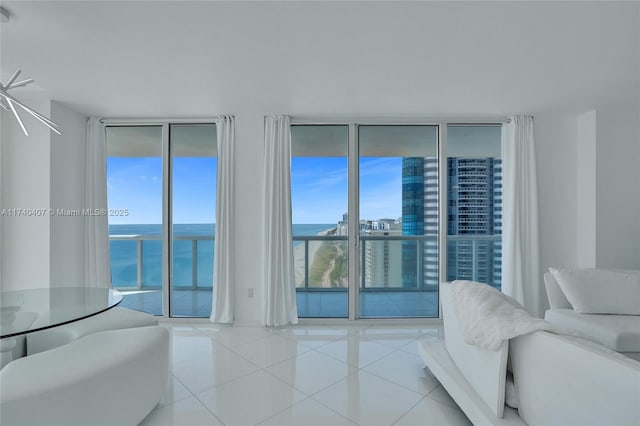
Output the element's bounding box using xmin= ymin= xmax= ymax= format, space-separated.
xmin=501 ymin=116 xmax=542 ymax=317
xmin=263 ymin=116 xmax=298 ymax=326
xmin=211 ymin=115 xmax=236 ymax=324
xmin=84 ymin=117 xmax=110 ymax=288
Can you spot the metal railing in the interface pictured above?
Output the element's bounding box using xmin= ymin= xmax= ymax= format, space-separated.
xmin=110 ymin=233 xmax=500 ymax=292
xmin=292 ymin=234 xmax=501 ymax=292
xmin=359 ymin=235 xmax=433 ymax=292
xmin=109 ymin=234 xmax=214 ymax=290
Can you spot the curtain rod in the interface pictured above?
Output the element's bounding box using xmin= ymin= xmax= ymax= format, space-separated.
xmin=290 ymin=116 xmax=511 ymax=125
xmin=99 ymin=117 xmax=222 ymax=125
xmin=98 ymin=116 xmax=512 ymax=125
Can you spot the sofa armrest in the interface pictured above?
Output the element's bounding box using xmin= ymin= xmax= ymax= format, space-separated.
xmin=511 ymin=331 xmax=640 ymax=426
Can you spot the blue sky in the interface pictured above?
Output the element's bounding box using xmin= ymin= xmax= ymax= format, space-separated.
xmin=107 ymin=157 xmax=216 ymax=225
xmin=108 ymin=156 xmax=401 ymax=225
xmin=291 ymin=156 xmax=402 ymax=224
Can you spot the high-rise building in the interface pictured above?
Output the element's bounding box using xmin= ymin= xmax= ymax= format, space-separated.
xmin=361 ymin=220 xmax=402 ymax=288
xmin=402 ymin=156 xmax=502 ymax=290
xmin=401 ymin=158 xmax=426 ymax=288
xmin=445 ymin=158 xmax=502 ymax=289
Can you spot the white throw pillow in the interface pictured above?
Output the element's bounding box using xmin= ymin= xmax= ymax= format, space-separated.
xmin=549 ymin=268 xmax=640 ymax=315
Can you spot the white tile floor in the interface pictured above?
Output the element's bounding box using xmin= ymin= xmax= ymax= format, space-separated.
xmin=140 ymin=323 xmax=471 ymax=426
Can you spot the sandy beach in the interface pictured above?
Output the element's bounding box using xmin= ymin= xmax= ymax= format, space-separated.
xmin=294 ymin=227 xmax=336 ymax=287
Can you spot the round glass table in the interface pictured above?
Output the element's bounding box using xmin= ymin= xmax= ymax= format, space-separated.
xmin=0 ymin=287 xmax=123 ymax=338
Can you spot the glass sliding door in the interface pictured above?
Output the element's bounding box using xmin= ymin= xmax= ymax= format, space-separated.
xmin=107 ymin=122 xmax=217 ymax=317
xmin=358 ymin=125 xmax=439 ymax=318
xmin=170 ymin=124 xmax=217 ymax=317
xmin=106 ymin=126 xmax=164 ymax=315
xmin=291 ymin=125 xmax=349 ymax=318
xmin=446 ymin=125 xmax=502 ymax=289
xmin=289 ymin=120 xmax=501 ymax=320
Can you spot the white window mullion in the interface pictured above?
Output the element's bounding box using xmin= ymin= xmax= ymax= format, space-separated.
xmin=161 ymin=123 xmax=171 ymax=318
xmin=348 ymin=123 xmax=359 ymax=320
xmin=437 ymin=123 xmax=448 ymax=320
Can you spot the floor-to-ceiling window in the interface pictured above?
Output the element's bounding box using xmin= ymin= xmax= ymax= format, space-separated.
xmin=291 ymin=125 xmax=349 ymax=318
xmin=290 ymin=122 xmax=440 ymax=319
xmin=107 ymin=126 xmax=164 ymax=315
xmin=290 ymin=120 xmax=502 ymax=319
xmin=358 ymin=125 xmax=439 ymax=318
xmin=170 ymin=124 xmax=217 ymax=316
xmin=445 ymin=125 xmax=502 ymax=290
xmin=106 ymin=122 xmax=216 ymax=317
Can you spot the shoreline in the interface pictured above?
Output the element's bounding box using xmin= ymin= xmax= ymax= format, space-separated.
xmin=294 ymin=227 xmax=336 ymax=287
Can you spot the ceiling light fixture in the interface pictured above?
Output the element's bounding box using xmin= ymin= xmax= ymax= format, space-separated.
xmin=0 ymin=70 xmax=61 ymax=136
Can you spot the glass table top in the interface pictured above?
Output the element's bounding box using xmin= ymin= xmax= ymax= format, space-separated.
xmin=0 ymin=287 xmax=122 ymax=338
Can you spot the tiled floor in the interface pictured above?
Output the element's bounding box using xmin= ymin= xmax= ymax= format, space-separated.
xmin=140 ymin=323 xmax=471 ymax=426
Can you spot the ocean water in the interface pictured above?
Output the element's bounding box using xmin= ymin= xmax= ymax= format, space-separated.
xmin=109 ymin=223 xmax=334 ymax=288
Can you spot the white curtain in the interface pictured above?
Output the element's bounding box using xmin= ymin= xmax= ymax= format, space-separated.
xmin=501 ymin=116 xmax=542 ymax=317
xmin=263 ymin=116 xmax=298 ymax=327
xmin=84 ymin=117 xmax=110 ymax=288
xmin=211 ymin=115 xmax=235 ymax=324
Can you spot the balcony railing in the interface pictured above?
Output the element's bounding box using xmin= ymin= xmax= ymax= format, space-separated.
xmin=292 ymin=234 xmax=501 ymax=292
xmin=109 ymin=233 xmax=501 ymax=292
xmin=109 ymin=234 xmax=214 ymax=290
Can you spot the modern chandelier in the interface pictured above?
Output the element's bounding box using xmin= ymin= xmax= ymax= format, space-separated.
xmin=0 ymin=69 xmax=61 ymax=136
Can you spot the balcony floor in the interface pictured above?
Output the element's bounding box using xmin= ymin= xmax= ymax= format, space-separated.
xmin=117 ymin=289 xmax=439 ymax=318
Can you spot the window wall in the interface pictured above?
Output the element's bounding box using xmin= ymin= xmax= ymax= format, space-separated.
xmin=291 ymin=125 xmax=349 ymax=318
xmin=446 ymin=125 xmax=502 ymax=290
xmin=358 ymin=125 xmax=439 ymax=318
xmin=106 ymin=123 xmax=217 ymax=317
xmin=290 ymin=121 xmax=502 ymax=319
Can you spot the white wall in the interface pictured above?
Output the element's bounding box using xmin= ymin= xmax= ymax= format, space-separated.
xmin=1 ymin=103 xmax=636 ymax=319
xmin=0 ymin=100 xmax=52 ymax=291
xmin=0 ymin=108 xmax=3 ymax=290
xmin=0 ymin=100 xmax=88 ymax=291
xmin=226 ymin=108 xmax=640 ymax=323
xmin=595 ymin=107 xmax=640 ymax=269
xmin=534 ymin=114 xmax=579 ymax=275
xmin=576 ymin=111 xmax=597 ymax=267
xmin=232 ymin=114 xmax=267 ymax=325
xmin=49 ymin=101 xmax=88 ymax=286
xmin=533 ymin=107 xmax=640 ymax=311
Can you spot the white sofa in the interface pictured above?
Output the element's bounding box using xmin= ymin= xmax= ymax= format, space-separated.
xmin=543 ymin=271 xmax=640 ymax=361
xmin=419 ymin=281 xmax=640 ymax=426
xmin=26 ymin=306 xmax=159 ymax=355
xmin=0 ymin=326 xmax=169 ymax=426
xmin=0 ymin=311 xmax=38 ymax=369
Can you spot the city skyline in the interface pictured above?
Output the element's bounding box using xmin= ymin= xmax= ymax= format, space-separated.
xmin=107 ymin=154 xmax=500 ymax=237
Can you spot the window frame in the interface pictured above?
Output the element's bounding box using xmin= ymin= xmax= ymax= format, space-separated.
xmin=104 ymin=118 xmax=218 ymax=318
xmin=290 ymin=117 xmax=505 ymax=322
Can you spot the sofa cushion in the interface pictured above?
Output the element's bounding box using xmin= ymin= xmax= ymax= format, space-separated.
xmin=543 ymin=272 xmax=571 ymax=309
xmin=545 ymin=308 xmax=640 ymax=352
xmin=549 ymin=268 xmax=640 ymax=314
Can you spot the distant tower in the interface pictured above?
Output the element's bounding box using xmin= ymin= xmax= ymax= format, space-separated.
xmin=402 ymin=156 xmax=502 ymax=290
xmin=446 ymin=158 xmax=502 ymax=289
xmin=401 ymin=158 xmax=425 ymax=288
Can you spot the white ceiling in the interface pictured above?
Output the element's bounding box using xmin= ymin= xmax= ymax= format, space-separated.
xmin=1 ymin=1 xmax=638 ymax=118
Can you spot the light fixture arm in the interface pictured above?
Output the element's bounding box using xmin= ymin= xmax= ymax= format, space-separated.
xmin=0 ymin=69 xmax=61 ymax=136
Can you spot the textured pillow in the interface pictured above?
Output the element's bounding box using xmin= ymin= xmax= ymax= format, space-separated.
xmin=549 ymin=268 xmax=640 ymax=315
